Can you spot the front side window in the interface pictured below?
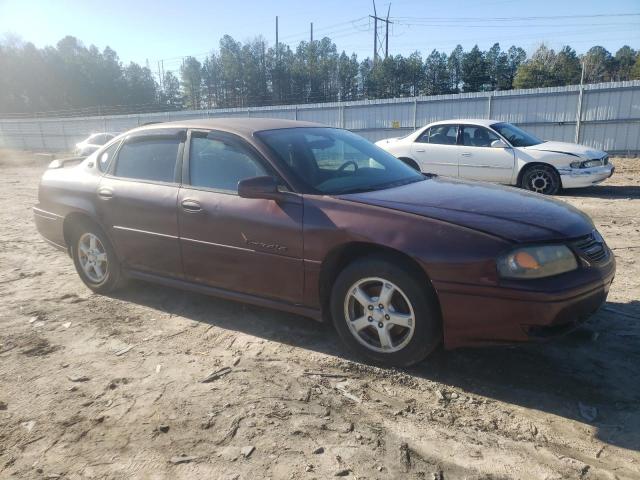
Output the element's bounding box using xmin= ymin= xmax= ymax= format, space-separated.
xmin=114 ymin=137 xmax=180 ymax=182
xmin=189 ymin=136 xmax=267 ymax=193
xmin=256 ymin=127 xmax=424 ymax=195
xmin=491 ymin=122 xmax=543 ymax=147
xmin=461 ymin=125 xmax=501 ymax=148
xmin=417 ymin=125 xmax=459 ymax=145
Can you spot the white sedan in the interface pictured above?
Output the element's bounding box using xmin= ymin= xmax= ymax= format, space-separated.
xmin=375 ymin=119 xmax=614 ymax=195
xmin=75 ymin=133 xmax=117 ymax=156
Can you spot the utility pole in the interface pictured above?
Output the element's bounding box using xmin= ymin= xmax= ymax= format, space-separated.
xmin=275 ymin=16 xmax=279 ymax=57
xmin=310 ymin=22 xmax=313 ymax=43
xmin=385 ymin=4 xmax=390 ymax=59
xmin=370 ymin=1 xmax=392 ymax=63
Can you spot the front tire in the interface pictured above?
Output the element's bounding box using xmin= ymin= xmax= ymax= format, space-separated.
xmin=521 ymin=164 xmax=561 ymax=195
xmin=330 ymin=256 xmax=442 ymax=367
xmin=71 ymin=221 xmax=123 ymax=293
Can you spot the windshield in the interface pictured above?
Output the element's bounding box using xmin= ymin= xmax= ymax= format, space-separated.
xmin=490 ymin=122 xmax=543 ymax=147
xmin=256 ymin=127 xmax=424 ymax=195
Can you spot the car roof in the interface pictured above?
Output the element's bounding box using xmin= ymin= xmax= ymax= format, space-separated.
xmin=127 ymin=118 xmax=326 ymax=137
xmin=428 ymin=119 xmax=501 ymax=128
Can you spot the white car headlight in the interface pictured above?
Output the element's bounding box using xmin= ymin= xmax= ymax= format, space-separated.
xmin=570 ymin=159 xmax=603 ymax=169
xmin=497 ymin=245 xmax=578 ymax=279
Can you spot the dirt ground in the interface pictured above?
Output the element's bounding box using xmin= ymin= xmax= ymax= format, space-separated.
xmin=0 ymin=151 xmax=639 ymax=480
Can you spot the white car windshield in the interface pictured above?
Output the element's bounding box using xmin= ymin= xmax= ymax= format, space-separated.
xmin=491 ymin=122 xmax=543 ymax=147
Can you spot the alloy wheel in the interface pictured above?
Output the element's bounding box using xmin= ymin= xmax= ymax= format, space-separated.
xmin=343 ymin=277 xmax=416 ymax=353
xmin=78 ymin=232 xmax=108 ymax=283
xmin=528 ymin=169 xmax=557 ymax=194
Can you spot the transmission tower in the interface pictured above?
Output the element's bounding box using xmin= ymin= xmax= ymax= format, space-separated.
xmin=370 ymin=1 xmax=392 ymax=63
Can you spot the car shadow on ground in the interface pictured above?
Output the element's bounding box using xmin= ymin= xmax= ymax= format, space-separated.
xmin=560 ymin=185 xmax=640 ymax=199
xmin=111 ymin=282 xmax=640 ymax=452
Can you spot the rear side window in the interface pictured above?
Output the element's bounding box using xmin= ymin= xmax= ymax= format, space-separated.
xmin=114 ymin=138 xmax=180 ymax=182
xmin=189 ymin=136 xmax=267 ymax=192
xmin=417 ymin=125 xmax=459 ymax=145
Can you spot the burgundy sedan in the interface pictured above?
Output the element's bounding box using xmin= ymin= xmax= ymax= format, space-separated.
xmin=33 ymin=119 xmax=615 ymax=366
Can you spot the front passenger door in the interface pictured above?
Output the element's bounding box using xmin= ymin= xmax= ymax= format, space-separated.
xmin=458 ymin=125 xmax=515 ymax=182
xmin=178 ymin=130 xmax=304 ymax=304
xmin=410 ymin=125 xmax=460 ymax=177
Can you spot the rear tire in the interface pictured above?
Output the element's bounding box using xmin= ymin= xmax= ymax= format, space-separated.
xmin=330 ymin=255 xmax=441 ymax=367
xmin=70 ymin=220 xmax=124 ymax=293
xmin=521 ymin=164 xmax=561 ymax=195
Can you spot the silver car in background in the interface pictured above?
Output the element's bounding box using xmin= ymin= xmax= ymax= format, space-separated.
xmin=75 ymin=133 xmax=117 ymax=156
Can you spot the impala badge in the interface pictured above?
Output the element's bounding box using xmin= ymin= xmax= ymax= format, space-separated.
xmin=241 ymin=233 xmax=288 ymax=252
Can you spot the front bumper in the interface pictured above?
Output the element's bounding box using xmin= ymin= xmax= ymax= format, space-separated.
xmin=435 ymin=254 xmax=616 ymax=349
xmin=560 ymin=164 xmax=614 ymax=189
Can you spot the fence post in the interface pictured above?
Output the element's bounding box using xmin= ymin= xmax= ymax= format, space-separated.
xmin=62 ymin=122 xmax=69 ymax=152
xmin=340 ymin=104 xmax=345 ymax=128
xmin=294 ymin=106 xmax=298 ymax=120
xmin=413 ymin=97 xmax=418 ymax=130
xmin=575 ymin=86 xmax=585 ymax=144
xmin=487 ymin=93 xmax=493 ymax=119
xmin=38 ymin=120 xmax=46 ymax=151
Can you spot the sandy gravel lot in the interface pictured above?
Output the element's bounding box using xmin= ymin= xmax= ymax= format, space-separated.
xmin=0 ymin=152 xmax=639 ymax=479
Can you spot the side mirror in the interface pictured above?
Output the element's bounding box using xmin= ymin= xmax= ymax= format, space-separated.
xmin=491 ymin=139 xmax=509 ymax=149
xmin=238 ymin=176 xmax=282 ymax=201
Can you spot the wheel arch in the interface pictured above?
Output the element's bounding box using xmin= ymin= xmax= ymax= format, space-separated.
xmin=517 ymin=161 xmax=563 ymax=188
xmin=62 ymin=211 xmax=118 ymax=260
xmin=318 ymin=241 xmax=440 ymax=322
xmin=397 ymin=156 xmax=421 ymax=172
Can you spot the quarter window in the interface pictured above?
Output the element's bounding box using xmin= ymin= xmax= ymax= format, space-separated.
xmin=98 ymin=141 xmax=120 ymax=172
xmin=189 ymin=136 xmax=267 ymax=193
xmin=417 ymin=125 xmax=459 ymax=145
xmin=461 ymin=126 xmax=500 ymax=148
xmin=114 ymin=137 xmax=180 ymax=182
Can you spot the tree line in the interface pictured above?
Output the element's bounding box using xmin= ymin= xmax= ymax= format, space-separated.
xmin=1 ymin=34 xmax=639 ymax=116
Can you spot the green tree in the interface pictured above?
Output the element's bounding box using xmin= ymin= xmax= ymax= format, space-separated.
xmin=180 ymin=57 xmax=202 ymax=109
xmin=582 ymin=46 xmax=615 ymax=83
xmin=461 ymin=45 xmax=488 ymax=92
xmin=553 ymin=46 xmax=581 ymax=85
xmin=447 ymin=45 xmax=464 ymax=93
xmin=160 ymin=71 xmax=182 ymax=108
xmin=513 ymin=44 xmax=558 ymax=89
xmin=613 ymin=46 xmax=637 ymax=81
xmin=423 ymin=50 xmax=449 ymax=95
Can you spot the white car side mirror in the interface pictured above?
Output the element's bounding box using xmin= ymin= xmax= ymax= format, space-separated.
xmin=491 ymin=139 xmax=508 ymax=148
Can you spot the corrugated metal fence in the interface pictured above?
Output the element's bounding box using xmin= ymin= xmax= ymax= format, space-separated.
xmin=1 ymin=80 xmax=639 ymax=154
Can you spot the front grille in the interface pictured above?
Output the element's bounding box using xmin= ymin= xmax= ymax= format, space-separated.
xmin=572 ymin=231 xmax=608 ymax=264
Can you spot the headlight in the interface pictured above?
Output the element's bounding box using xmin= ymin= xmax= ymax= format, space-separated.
xmin=497 ymin=245 xmax=578 ymax=279
xmin=570 ymin=159 xmax=602 ymax=169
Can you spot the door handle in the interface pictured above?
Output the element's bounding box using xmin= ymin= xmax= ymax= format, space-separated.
xmin=461 ymin=152 xmax=472 ymax=157
xmin=181 ymin=199 xmax=202 ymax=212
xmin=415 ymin=149 xmax=426 ymax=152
xmin=97 ymin=187 xmax=113 ymax=199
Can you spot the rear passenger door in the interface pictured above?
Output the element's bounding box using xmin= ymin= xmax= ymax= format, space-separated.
xmin=177 ymin=130 xmax=304 ymax=304
xmin=411 ymin=125 xmax=460 ymax=177
xmin=97 ymin=129 xmax=185 ymax=277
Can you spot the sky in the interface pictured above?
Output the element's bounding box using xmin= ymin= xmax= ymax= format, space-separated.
xmin=1 ymin=0 xmax=639 ymax=76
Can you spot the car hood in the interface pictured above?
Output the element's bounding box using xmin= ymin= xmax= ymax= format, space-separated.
xmin=522 ymin=141 xmax=606 ymax=159
xmin=338 ymin=177 xmax=594 ymax=243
